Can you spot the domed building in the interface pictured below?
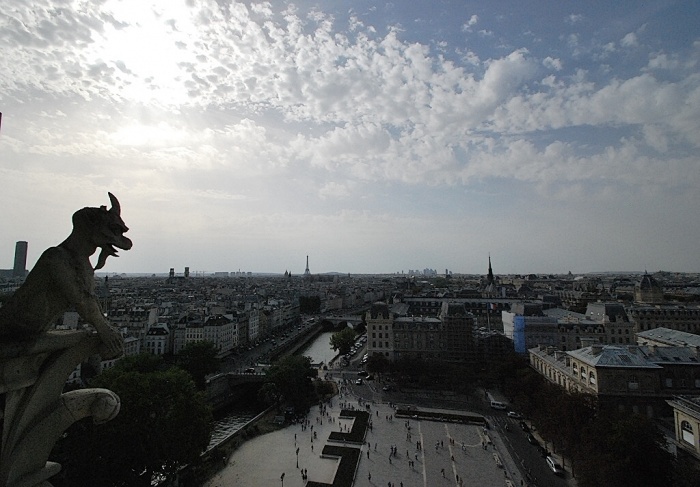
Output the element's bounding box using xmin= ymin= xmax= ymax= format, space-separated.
xmin=635 ymin=272 xmax=664 ymax=304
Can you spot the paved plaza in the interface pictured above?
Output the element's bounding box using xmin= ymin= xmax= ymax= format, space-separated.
xmin=204 ymin=387 xmax=527 ymax=487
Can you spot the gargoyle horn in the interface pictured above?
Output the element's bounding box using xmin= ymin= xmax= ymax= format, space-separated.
xmin=108 ymin=192 xmax=121 ymax=215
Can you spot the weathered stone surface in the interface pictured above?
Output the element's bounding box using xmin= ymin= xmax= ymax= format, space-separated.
xmin=1 ymin=330 xmax=121 ymax=487
xmin=0 ymin=193 xmax=129 ymax=486
xmin=0 ymin=193 xmax=131 ymax=359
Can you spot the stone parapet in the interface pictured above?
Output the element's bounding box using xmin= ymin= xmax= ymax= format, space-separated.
xmin=1 ymin=330 xmax=120 ymax=487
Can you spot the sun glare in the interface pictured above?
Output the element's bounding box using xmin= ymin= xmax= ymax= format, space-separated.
xmin=89 ymin=0 xmax=198 ymax=105
xmin=111 ymin=122 xmax=188 ymax=147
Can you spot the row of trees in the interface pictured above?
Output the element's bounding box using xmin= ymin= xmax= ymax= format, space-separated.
xmin=258 ymin=354 xmax=319 ymax=412
xmin=329 ymin=326 xmax=357 ymax=356
xmin=52 ymin=341 xmax=325 ymax=486
xmin=52 ymin=353 xmax=214 ymax=486
xmin=299 ymin=295 xmax=321 ymax=313
xmin=499 ymin=356 xmax=697 ymax=487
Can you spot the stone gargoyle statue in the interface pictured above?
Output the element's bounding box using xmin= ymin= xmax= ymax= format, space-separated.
xmin=0 ymin=193 xmax=130 ymax=487
xmin=0 ymin=192 xmax=131 ymax=359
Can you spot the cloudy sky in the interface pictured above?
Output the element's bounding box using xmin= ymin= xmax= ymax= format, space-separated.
xmin=1 ymin=1 xmax=699 ymax=276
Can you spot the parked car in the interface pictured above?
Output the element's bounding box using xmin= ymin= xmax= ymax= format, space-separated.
xmin=527 ymin=433 xmax=540 ymax=447
xmin=507 ymin=411 xmax=522 ymax=419
xmin=519 ymin=421 xmax=530 ymax=432
xmin=357 ymin=370 xmax=369 ymax=377
xmin=546 ymin=456 xmax=564 ymax=475
xmin=355 ymin=378 xmax=363 ymax=385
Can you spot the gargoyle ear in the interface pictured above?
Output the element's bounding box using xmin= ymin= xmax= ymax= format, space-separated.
xmin=108 ymin=192 xmax=121 ymax=216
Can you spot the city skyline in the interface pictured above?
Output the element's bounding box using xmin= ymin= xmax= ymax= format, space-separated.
xmin=1 ymin=1 xmax=699 ymax=275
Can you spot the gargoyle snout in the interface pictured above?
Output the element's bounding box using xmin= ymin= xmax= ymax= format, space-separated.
xmin=116 ymin=234 xmax=133 ymax=251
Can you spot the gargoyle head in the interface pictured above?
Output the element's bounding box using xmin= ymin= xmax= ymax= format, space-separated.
xmin=72 ymin=192 xmax=133 ymax=270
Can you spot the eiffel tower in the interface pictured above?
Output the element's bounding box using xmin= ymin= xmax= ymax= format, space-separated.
xmin=304 ymin=255 xmax=311 ymax=277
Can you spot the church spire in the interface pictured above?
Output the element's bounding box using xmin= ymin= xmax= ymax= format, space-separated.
xmin=487 ymin=254 xmax=494 ymax=285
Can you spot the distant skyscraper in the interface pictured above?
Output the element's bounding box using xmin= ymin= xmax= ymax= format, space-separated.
xmin=13 ymin=241 xmax=27 ymax=278
xmin=304 ymin=255 xmax=311 ymax=277
xmin=184 ymin=267 xmax=190 ymax=278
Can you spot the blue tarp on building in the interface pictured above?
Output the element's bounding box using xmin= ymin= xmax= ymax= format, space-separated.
xmin=513 ymin=315 xmax=526 ymax=354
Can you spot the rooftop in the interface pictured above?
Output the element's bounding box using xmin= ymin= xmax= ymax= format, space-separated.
xmin=637 ymin=327 xmax=700 ymax=348
xmin=568 ymin=345 xmax=662 ymax=369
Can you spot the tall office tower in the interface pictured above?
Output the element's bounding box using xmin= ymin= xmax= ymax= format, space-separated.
xmin=304 ymin=255 xmax=311 ymax=276
xmin=169 ymin=268 xmax=175 ymax=279
xmin=184 ymin=267 xmax=190 ymax=278
xmin=13 ymin=241 xmax=28 ymax=277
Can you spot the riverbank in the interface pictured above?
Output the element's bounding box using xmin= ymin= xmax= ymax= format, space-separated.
xmin=180 ymin=406 xmax=283 ymax=485
xmin=188 ymin=379 xmax=340 ymax=486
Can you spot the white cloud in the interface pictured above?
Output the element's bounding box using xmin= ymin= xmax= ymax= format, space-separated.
xmin=318 ymin=181 xmax=354 ymax=199
xmin=543 ymin=56 xmax=562 ymax=71
xmin=566 ymin=14 xmax=584 ymax=24
xmin=1 ymin=0 xmax=699 ymax=273
xmin=646 ymin=51 xmax=681 ymax=71
xmin=461 ymin=14 xmax=478 ymax=32
xmin=621 ymin=32 xmax=638 ymax=48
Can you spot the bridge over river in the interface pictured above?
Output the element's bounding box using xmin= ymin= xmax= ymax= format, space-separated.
xmin=206 ymin=372 xmax=266 ymax=410
xmin=317 ymin=306 xmax=369 ymax=329
xmin=206 ymin=309 xmax=367 ymax=410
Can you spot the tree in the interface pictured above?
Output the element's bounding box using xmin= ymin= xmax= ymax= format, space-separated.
xmin=299 ymin=295 xmax=321 ymax=313
xmin=366 ymin=353 xmax=390 ymax=376
xmin=177 ymin=340 xmax=220 ymax=390
xmin=575 ymin=411 xmax=674 ymax=487
xmin=673 ymin=454 xmax=700 ymax=487
xmin=264 ymin=355 xmax=316 ymax=412
xmin=53 ymin=360 xmax=213 ymax=486
xmin=329 ymin=327 xmax=356 ymax=356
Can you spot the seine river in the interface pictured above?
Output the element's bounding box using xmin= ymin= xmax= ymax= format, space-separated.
xmin=298 ymin=331 xmax=337 ymax=366
xmin=208 ymin=331 xmax=337 ymax=449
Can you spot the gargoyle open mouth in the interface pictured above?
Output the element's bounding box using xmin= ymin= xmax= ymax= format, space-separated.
xmin=93 ymin=193 xmax=133 ymax=270
xmin=94 ymin=245 xmax=118 ymax=270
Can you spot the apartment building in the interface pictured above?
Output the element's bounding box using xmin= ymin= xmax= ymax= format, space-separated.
xmin=628 ymin=305 xmax=700 ymax=334
xmin=366 ymin=301 xmax=477 ymax=363
xmin=529 ymin=341 xmax=700 ymax=418
xmin=144 ymin=324 xmax=171 ymax=356
xmin=402 ymin=296 xmax=507 ymax=330
xmin=667 ymin=396 xmax=700 ymax=460
xmin=503 ymin=302 xmax=637 ymax=353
